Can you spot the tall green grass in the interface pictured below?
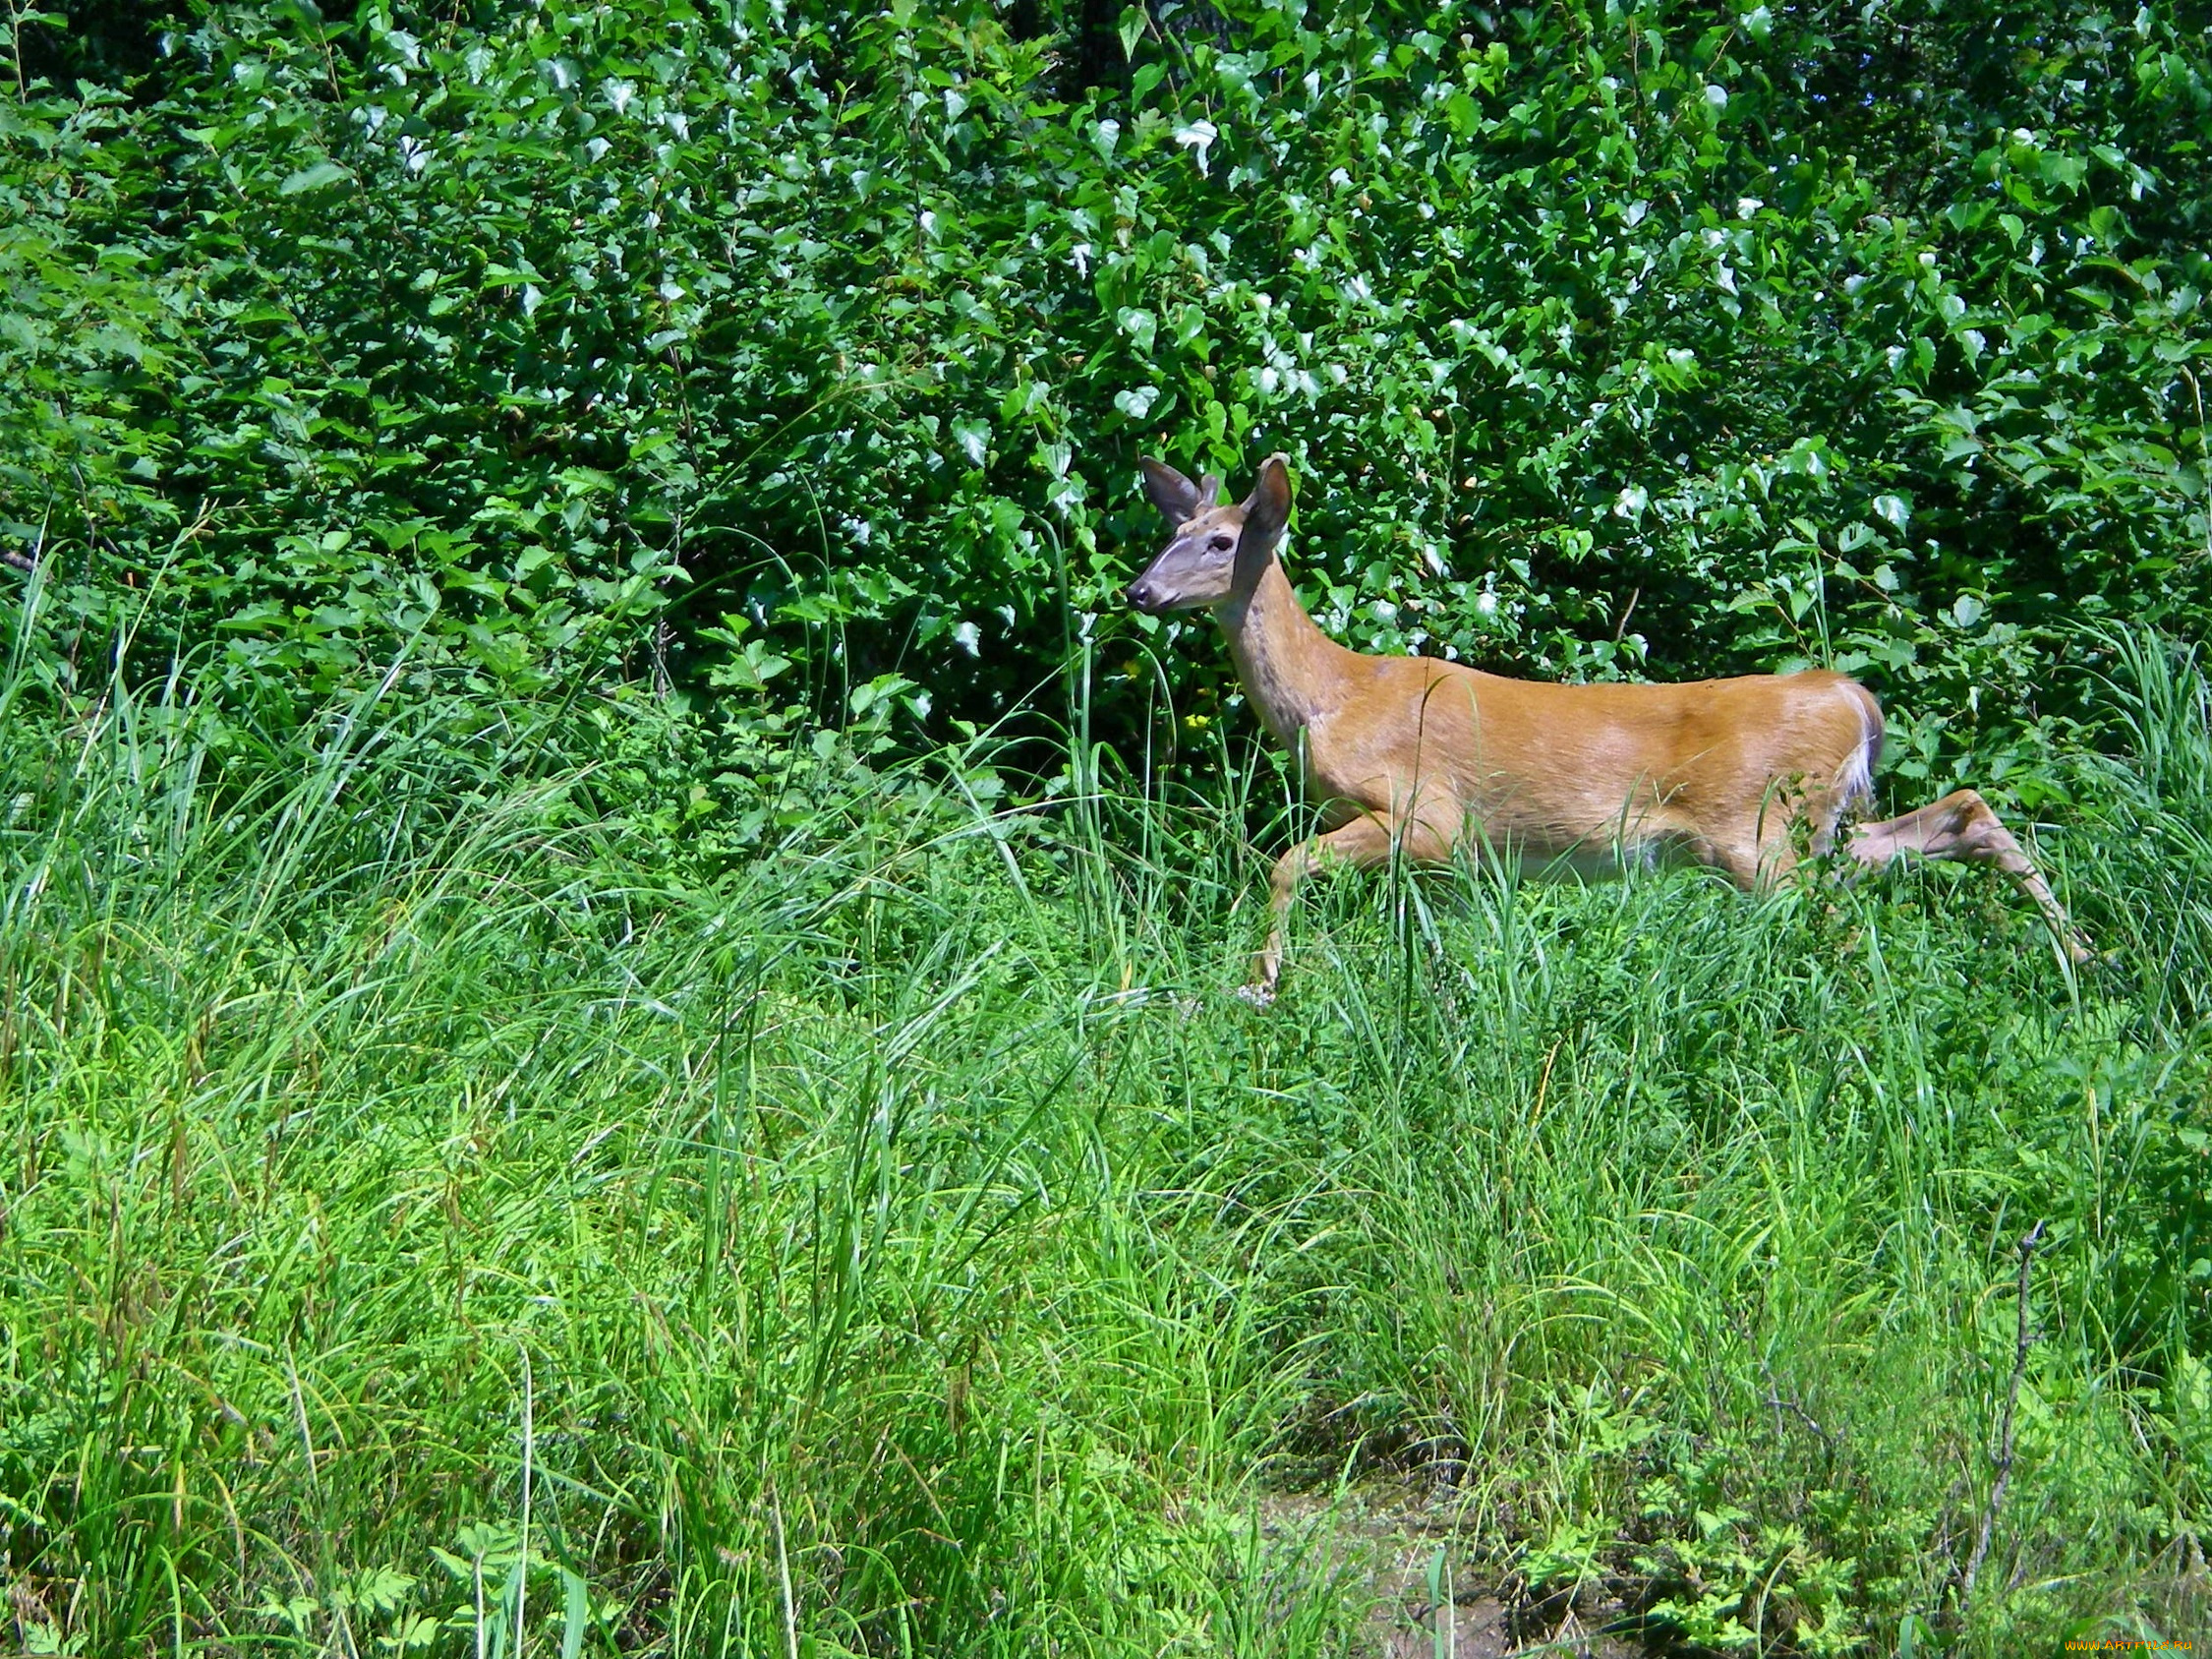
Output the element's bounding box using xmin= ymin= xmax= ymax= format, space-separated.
xmin=1 ymin=633 xmax=2206 ymax=1655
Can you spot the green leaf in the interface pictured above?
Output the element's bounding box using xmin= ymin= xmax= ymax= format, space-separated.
xmin=1117 ymin=4 xmax=1145 ymax=60
xmin=277 ymin=160 xmax=352 ymax=195
xmin=951 ymin=417 xmax=990 ymax=469
xmin=1112 ymin=386 xmax=1158 ymax=422
xmin=560 ymin=1570 xmax=589 ymax=1659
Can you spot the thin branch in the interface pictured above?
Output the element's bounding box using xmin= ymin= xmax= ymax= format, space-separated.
xmin=2183 ymin=367 xmax=2211 ymax=565
xmin=1959 ymin=1219 xmax=2044 ymax=1615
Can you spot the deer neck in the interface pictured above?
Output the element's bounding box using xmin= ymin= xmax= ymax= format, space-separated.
xmin=1214 ymin=556 xmax=1356 ymax=746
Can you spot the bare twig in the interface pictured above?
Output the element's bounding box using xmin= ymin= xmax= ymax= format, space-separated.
xmin=1765 ymin=1388 xmax=1840 ymax=1453
xmin=2184 ymin=368 xmax=2211 ymax=565
xmin=8 ymin=0 xmax=29 ymax=100
xmin=1960 ymin=1219 xmax=2044 ymax=1613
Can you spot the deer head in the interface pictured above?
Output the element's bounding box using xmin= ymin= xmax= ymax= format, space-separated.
xmin=1124 ymin=453 xmax=1293 ymax=614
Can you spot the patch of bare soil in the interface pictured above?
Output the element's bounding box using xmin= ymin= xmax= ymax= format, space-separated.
xmin=1259 ymin=1486 xmax=1645 ymax=1659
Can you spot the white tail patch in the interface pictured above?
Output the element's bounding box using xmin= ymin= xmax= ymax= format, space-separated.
xmin=1833 ymin=686 xmax=1883 ymax=813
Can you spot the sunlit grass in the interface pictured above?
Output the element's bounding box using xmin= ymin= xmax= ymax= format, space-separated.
xmin=1 ymin=639 xmax=2205 ymax=1655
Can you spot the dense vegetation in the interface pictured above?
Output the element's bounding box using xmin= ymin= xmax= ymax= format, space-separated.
xmin=3 ymin=0 xmax=2209 ymax=1653
xmin=10 ymin=0 xmax=2211 ymax=785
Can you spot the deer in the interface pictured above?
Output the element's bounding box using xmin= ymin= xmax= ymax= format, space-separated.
xmin=1124 ymin=451 xmax=2091 ymax=1003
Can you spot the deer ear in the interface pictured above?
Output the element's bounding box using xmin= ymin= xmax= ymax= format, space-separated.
xmin=1139 ymin=457 xmax=1203 ymax=523
xmin=1239 ymin=453 xmax=1293 ymax=553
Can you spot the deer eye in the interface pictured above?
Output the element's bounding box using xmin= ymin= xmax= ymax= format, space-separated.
xmin=1208 ymin=535 xmax=1233 ymax=552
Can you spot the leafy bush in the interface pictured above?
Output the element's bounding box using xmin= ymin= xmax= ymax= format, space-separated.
xmin=4 ymin=0 xmax=2208 ymax=800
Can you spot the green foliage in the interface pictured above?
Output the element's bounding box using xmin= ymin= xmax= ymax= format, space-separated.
xmin=3 ymin=0 xmax=2208 ymax=793
xmin=6 ymin=3 xmax=2212 ymax=1652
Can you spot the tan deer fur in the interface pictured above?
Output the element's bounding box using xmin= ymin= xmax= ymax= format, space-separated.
xmin=1125 ymin=452 xmax=2090 ymax=1001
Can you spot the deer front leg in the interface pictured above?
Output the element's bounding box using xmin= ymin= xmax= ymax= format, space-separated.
xmin=1246 ymin=807 xmax=1457 ymax=1004
xmin=1247 ymin=816 xmax=1395 ymax=1006
xmin=1845 ymin=789 xmax=2092 ymax=965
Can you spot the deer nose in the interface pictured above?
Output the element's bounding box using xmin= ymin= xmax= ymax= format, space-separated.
xmin=1126 ymin=578 xmax=1157 ymax=612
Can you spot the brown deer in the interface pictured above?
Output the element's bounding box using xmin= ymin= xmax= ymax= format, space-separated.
xmin=1125 ymin=452 xmax=2090 ymax=1002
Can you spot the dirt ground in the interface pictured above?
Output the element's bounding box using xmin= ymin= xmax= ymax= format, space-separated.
xmin=1258 ymin=1486 xmax=1646 ymax=1659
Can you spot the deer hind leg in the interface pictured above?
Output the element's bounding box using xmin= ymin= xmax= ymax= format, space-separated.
xmin=1684 ymin=831 xmax=1779 ymax=891
xmin=1692 ymin=769 xmax=1874 ymax=894
xmin=1248 ymin=806 xmax=1456 ymax=1004
xmin=1681 ymin=810 xmax=1797 ymax=891
xmin=1845 ymin=789 xmax=2091 ymax=964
